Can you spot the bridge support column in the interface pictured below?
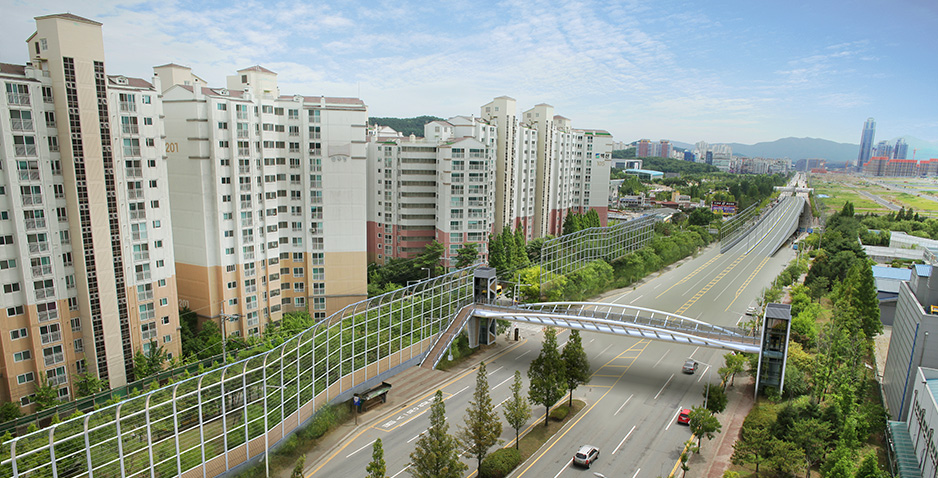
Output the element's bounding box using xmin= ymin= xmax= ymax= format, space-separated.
xmin=467 ymin=316 xmax=498 ymax=348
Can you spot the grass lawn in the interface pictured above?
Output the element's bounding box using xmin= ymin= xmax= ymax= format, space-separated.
xmin=884 ymin=192 xmax=938 ymax=213
xmin=516 ymin=399 xmax=586 ymax=462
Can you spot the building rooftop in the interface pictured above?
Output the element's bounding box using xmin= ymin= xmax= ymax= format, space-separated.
xmin=915 ymin=264 xmax=933 ymax=277
xmin=108 ymin=75 xmax=153 ymax=89
xmin=0 ymin=63 xmax=26 ymax=76
xmin=873 ymin=266 xmax=913 ymax=281
xmin=238 ymin=65 xmax=276 ymax=74
xmin=154 ymin=63 xmax=191 ymax=69
xmin=35 ymin=13 xmax=102 ymax=26
xmin=765 ymin=303 xmax=792 ymax=320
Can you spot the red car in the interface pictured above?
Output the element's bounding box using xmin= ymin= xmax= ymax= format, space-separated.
xmin=677 ymin=408 xmax=691 ymax=425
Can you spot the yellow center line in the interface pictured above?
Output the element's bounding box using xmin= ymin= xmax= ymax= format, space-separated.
xmin=306 ymin=337 xmax=529 ymax=477
xmin=655 ymin=254 xmax=722 ymax=299
xmin=724 ymin=256 xmax=770 ymax=312
xmin=675 ymin=254 xmax=746 ymax=315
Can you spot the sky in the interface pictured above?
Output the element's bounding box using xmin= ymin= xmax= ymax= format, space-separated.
xmin=2 ymin=0 xmax=936 ymax=145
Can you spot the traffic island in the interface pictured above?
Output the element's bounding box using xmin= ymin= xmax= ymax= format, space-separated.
xmin=484 ymin=399 xmax=585 ymax=478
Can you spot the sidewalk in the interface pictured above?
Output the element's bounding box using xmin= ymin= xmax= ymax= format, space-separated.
xmin=287 ymin=339 xmax=521 ymax=478
xmin=694 ymin=378 xmax=755 ymax=478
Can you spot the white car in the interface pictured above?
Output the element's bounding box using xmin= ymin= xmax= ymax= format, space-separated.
xmin=573 ymin=445 xmax=600 ymax=468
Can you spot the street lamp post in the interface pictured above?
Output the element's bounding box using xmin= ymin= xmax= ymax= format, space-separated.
xmin=219 ymin=302 xmax=240 ymax=361
xmin=420 ymin=267 xmax=431 ymax=280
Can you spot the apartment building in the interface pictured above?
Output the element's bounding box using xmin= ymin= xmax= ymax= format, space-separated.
xmin=481 ymin=96 xmax=539 ymax=239
xmin=159 ymin=65 xmax=368 ymax=334
xmin=366 ymin=116 xmax=497 ymax=268
xmin=0 ymin=14 xmax=180 ymax=410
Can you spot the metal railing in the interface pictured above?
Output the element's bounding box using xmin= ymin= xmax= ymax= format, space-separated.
xmin=540 ymin=215 xmax=655 ymax=282
xmin=0 ymin=267 xmax=476 ymax=478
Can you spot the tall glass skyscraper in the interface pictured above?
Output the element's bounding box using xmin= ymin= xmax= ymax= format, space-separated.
xmin=857 ymin=117 xmax=876 ymax=170
xmin=894 ymin=138 xmax=909 ymax=160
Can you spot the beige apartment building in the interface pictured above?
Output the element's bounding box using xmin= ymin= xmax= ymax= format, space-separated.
xmin=366 ymin=116 xmax=497 ymax=268
xmin=158 ymin=65 xmax=368 ymax=335
xmin=0 ymin=14 xmax=180 ymax=410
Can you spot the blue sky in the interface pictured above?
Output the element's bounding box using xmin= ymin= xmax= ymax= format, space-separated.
xmin=2 ymin=0 xmax=936 ymax=145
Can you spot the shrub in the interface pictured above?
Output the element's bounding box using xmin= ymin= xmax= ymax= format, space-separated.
xmin=549 ymin=404 xmax=570 ymax=421
xmin=480 ymin=448 xmax=522 ymax=478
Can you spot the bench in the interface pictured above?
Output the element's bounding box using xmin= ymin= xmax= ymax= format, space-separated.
xmin=354 ymin=381 xmax=392 ymax=413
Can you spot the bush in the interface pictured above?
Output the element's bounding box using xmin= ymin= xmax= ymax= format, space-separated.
xmin=549 ymin=404 xmax=570 ymax=421
xmin=480 ymin=447 xmax=522 ymax=478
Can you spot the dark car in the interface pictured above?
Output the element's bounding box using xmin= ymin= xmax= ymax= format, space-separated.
xmin=573 ymin=445 xmax=600 ymax=468
xmin=677 ymin=408 xmax=691 ymax=425
xmin=682 ymin=358 xmax=698 ymax=374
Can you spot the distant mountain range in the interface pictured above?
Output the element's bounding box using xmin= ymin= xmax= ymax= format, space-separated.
xmin=670 ymin=136 xmax=938 ymax=166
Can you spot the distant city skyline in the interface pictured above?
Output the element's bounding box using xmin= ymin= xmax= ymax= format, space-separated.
xmin=2 ymin=0 xmax=935 ymax=144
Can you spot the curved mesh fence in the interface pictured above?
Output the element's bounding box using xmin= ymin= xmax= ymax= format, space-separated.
xmin=0 ymin=267 xmax=476 ymax=477
xmin=539 ymin=215 xmax=654 ymax=281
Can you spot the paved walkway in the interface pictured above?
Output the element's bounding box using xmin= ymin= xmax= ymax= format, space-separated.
xmin=696 ymin=379 xmax=756 ymax=478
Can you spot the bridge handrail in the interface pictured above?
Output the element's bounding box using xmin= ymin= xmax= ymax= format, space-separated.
xmin=512 ymin=302 xmax=746 ymax=336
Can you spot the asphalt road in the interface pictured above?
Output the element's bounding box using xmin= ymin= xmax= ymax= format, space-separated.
xmin=305 ymin=196 xmax=803 ymax=478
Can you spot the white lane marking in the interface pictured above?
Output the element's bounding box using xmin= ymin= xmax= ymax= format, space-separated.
xmin=654 ymin=374 xmax=674 ymax=400
xmin=488 ymin=365 xmax=504 ymax=376
xmin=452 ymin=386 xmax=469 ymax=397
xmin=493 ymin=376 xmax=513 ymax=390
xmin=390 ymin=466 xmax=410 ymax=478
xmin=632 ymin=468 xmax=641 ymax=478
xmin=406 ymin=429 xmax=428 ymax=443
xmin=629 ymin=294 xmax=644 ymax=304
xmin=559 ymin=341 xmax=568 ymax=349
xmin=653 ymin=283 xmax=661 ymax=289
xmin=588 ymin=338 xmax=595 ymax=344
xmin=697 ymin=364 xmax=711 ymax=382
xmin=517 ymin=350 xmax=531 ymax=359
xmin=346 ymin=439 xmax=377 ymax=458
xmin=613 ymin=425 xmax=637 ymax=455
xmin=553 ymin=458 xmax=573 ymax=478
xmin=665 ymin=408 xmax=681 ymax=431
xmin=597 ymin=344 xmax=613 ymax=358
xmin=689 ymin=346 xmax=699 ymax=358
xmin=614 ymin=394 xmax=634 ymax=416
xmin=494 ymin=397 xmax=509 ymax=409
xmin=653 ymin=349 xmax=670 ymax=368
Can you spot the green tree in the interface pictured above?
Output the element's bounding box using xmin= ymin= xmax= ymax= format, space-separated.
xmin=455 ymin=243 xmax=479 ymax=269
xmin=367 ymin=438 xmax=387 ymax=478
xmin=133 ymin=341 xmax=168 ymax=379
xmin=458 ymin=362 xmax=502 ymax=470
xmin=292 ymin=455 xmax=306 ymax=478
xmin=0 ymin=402 xmax=21 ymax=422
xmin=732 ymin=424 xmax=772 ymax=475
xmin=34 ymin=377 xmax=58 ymax=411
xmin=854 ymin=451 xmax=885 ymax=478
xmin=73 ymin=372 xmax=106 ymax=398
xmin=527 ymin=327 xmax=566 ymax=426
xmin=791 ymin=418 xmax=833 ymax=478
xmin=688 ymin=406 xmax=722 ymax=448
xmin=512 ymin=227 xmax=529 ymax=269
xmin=560 ymin=330 xmax=589 ymax=407
xmin=703 ymin=383 xmax=728 ymax=414
xmin=503 ymin=370 xmax=531 ymax=450
xmin=408 ymin=390 xmax=467 ymax=478
xmin=767 ymin=438 xmax=806 ymax=477
xmin=688 ymin=207 xmax=716 ymax=226
xmin=719 ymin=352 xmax=746 ymax=386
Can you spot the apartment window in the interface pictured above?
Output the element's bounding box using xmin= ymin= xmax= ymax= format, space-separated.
xmin=68 ymin=297 xmax=78 ymax=311
xmin=144 ymin=117 xmax=153 ymax=125
xmin=70 ymin=317 xmax=81 ymax=332
xmin=293 ymin=267 xmax=304 ymax=277
xmin=152 ymin=220 xmax=161 ymax=228
xmin=0 ymin=259 xmax=15 ymax=270
xmin=162 ymin=316 xmax=170 ymax=325
xmin=218 ymin=122 xmax=228 ymax=129
xmin=313 ymin=297 xmax=326 ymax=310
xmin=294 ymin=297 xmax=306 ymax=307
xmin=142 ymin=95 xmax=151 ymax=104
xmin=4 ymin=282 xmax=21 ymax=293
xmin=219 ymin=141 xmax=230 ymax=148
xmin=227 ymin=281 xmax=236 ymax=289
xmin=155 ymin=240 xmax=163 ymax=248
xmin=158 ymin=279 xmax=166 ymax=287
xmin=17 ymin=372 xmax=35 ymax=385
xmin=156 ymin=259 xmax=164 ymax=267
xmin=141 ymin=322 xmax=156 ymax=341
xmin=43 ymin=345 xmax=64 ymax=365
xmin=163 ymin=335 xmax=172 ymax=343
xmin=160 ymin=298 xmax=168 ymax=306
xmin=74 ymin=339 xmax=83 ymax=353
xmin=13 ymin=350 xmax=31 ymax=362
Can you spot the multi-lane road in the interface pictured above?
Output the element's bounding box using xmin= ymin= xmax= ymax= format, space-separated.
xmin=305 ymin=195 xmax=804 ymax=478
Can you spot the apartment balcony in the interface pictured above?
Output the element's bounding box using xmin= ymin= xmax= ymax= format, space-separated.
xmin=35 ymin=286 xmax=55 ymax=301
xmin=41 ymin=330 xmax=62 ymax=345
xmin=119 ymin=101 xmax=136 ymax=112
xmin=25 ymin=218 xmax=47 ymax=230
xmin=245 ymin=301 xmax=257 ymax=310
xmin=310 ymin=242 xmax=324 ymax=251
xmin=236 ymin=112 xmax=248 ymax=120
xmin=138 ymin=290 xmax=153 ymax=301
xmin=141 ymin=330 xmax=156 ymax=341
xmin=18 ymin=170 xmax=40 ymax=181
xmin=133 ymin=251 xmax=149 ymax=262
xmin=32 ymin=265 xmax=53 ymax=277
xmin=28 ymin=242 xmax=50 ymax=253
xmin=309 ymin=132 xmax=321 ymax=140
xmin=15 ymin=144 xmax=37 ymax=157
xmin=126 ymin=167 xmax=142 ymax=178
xmin=242 ymin=236 xmax=254 ymax=244
xmin=121 ymin=124 xmax=139 ymax=135
xmin=237 ymin=130 xmax=249 ymax=138
xmin=131 ymin=232 xmax=147 ymax=242
xmin=237 ymin=148 xmax=251 ymax=157
xmin=269 ymin=273 xmax=280 ymax=282
xmin=37 ymin=309 xmax=58 ymax=323
xmin=270 ymin=304 xmax=281 ymax=313
xmin=243 ymin=252 xmax=255 ymax=260
xmin=136 ymin=271 xmax=151 ymax=282
xmin=468 ymin=165 xmax=486 ymax=171
xmin=240 ymin=201 xmax=252 ymax=209
xmin=311 ymin=211 xmax=323 ymax=220
xmin=239 ymin=184 xmax=253 ymax=193
xmin=451 ymin=212 xmax=464 ymax=219
xmin=310 ymin=197 xmax=322 ymax=205
xmin=124 ymin=146 xmax=141 ymax=157
xmin=43 ymin=351 xmax=64 ymax=366
xmin=309 ymin=148 xmax=321 ymax=156
xmin=244 ymin=268 xmax=256 ymax=277
xmin=47 ymin=374 xmax=67 ymax=386
xmin=468 ymin=177 xmax=485 ymax=183
xmin=11 ymin=119 xmax=34 ymax=131
xmin=245 ymin=285 xmax=257 ymax=294
xmin=289 ymin=163 xmax=300 ymax=170
xmin=7 ymin=92 xmax=30 ymax=105
xmin=22 ymin=194 xmax=43 ymax=206
xmin=289 ymin=131 xmax=299 ymax=137
xmin=309 ymin=180 xmax=322 ymax=188
xmin=129 ymin=210 xmax=146 ymax=221
xmin=239 ymin=165 xmax=251 ymax=174
xmin=44 ymin=120 xmax=56 ymax=129
xmin=468 ymin=200 xmax=485 ymax=207
xmin=241 ymin=218 xmax=253 ymax=227
xmin=127 ymin=189 xmax=144 ymax=199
